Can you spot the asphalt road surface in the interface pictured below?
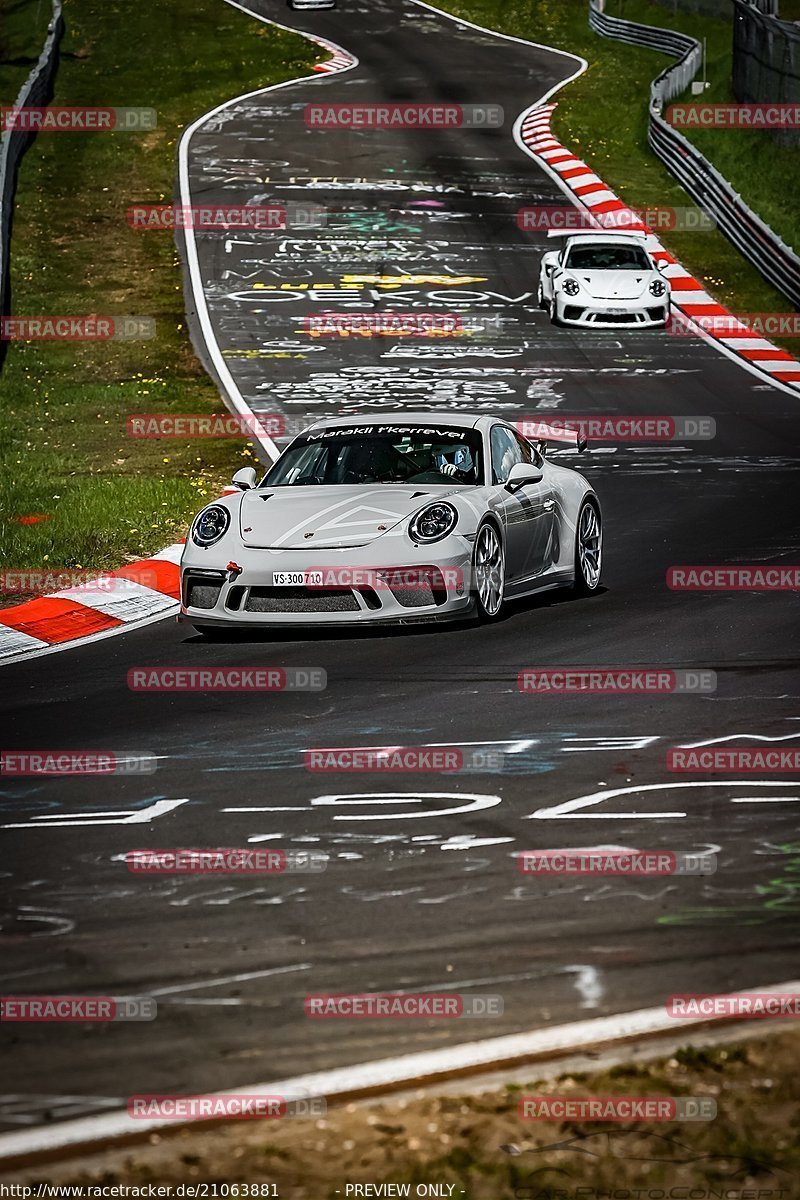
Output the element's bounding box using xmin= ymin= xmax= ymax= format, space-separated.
xmin=2 ymin=0 xmax=799 ymax=1136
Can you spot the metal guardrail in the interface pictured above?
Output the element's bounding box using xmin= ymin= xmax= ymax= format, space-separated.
xmin=0 ymin=0 xmax=64 ymax=340
xmin=588 ymin=0 xmax=800 ymax=309
xmin=733 ymin=0 xmax=800 ymax=149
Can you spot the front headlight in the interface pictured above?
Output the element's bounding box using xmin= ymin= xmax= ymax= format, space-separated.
xmin=562 ymin=277 xmax=580 ymax=297
xmin=191 ymin=505 xmax=230 ymax=547
xmin=409 ymin=502 xmax=458 ymax=544
xmin=649 ymin=279 xmax=667 ymax=297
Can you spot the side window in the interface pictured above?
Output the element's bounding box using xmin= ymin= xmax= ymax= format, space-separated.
xmin=490 ymin=426 xmax=524 ymax=485
xmin=513 ymin=432 xmax=539 ymax=466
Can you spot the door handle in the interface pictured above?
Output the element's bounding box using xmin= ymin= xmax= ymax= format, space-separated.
xmin=543 ymin=498 xmax=555 ymax=512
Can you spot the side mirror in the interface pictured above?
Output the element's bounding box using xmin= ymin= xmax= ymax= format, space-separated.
xmin=505 ymin=462 xmax=544 ymax=491
xmin=657 ymin=259 xmax=669 ymax=273
xmin=544 ymin=263 xmax=556 ymax=277
xmin=232 ymin=467 xmax=257 ymax=490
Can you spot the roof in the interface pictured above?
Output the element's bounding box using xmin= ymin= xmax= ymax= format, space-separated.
xmin=305 ymin=412 xmax=485 ymax=430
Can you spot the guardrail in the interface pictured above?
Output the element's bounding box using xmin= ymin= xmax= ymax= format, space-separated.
xmin=588 ymin=0 xmax=800 ymax=308
xmin=0 ymin=0 xmax=64 ymax=352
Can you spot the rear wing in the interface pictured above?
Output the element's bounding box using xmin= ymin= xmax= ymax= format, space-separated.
xmin=545 ymin=227 xmax=648 ymax=241
xmin=517 ymin=421 xmax=589 ymax=456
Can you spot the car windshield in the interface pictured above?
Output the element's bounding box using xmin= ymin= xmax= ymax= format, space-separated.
xmin=566 ymin=244 xmax=651 ymax=271
xmin=262 ymin=425 xmax=485 ymax=487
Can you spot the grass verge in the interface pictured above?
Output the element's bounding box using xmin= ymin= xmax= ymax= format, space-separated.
xmin=0 ymin=0 xmax=52 ymax=108
xmin=0 ymin=0 xmax=321 ymax=595
xmin=437 ymin=0 xmax=796 ymax=343
xmin=7 ymin=1030 xmax=799 ymax=1195
xmin=610 ymin=0 xmax=799 ymax=257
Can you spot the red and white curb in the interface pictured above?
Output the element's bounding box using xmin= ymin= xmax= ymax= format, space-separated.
xmin=0 ymin=543 xmax=184 ymax=664
xmin=0 ymin=980 xmax=797 ymax=1167
xmin=311 ymin=34 xmax=357 ymax=73
xmin=515 ymin=103 xmax=800 ymax=391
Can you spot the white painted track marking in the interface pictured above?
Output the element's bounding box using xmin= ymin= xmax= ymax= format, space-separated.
xmin=528 ymin=779 xmax=800 ymax=820
xmin=1 ymin=798 xmax=190 ymax=830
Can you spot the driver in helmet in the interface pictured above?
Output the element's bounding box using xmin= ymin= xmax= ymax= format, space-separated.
xmin=435 ymin=443 xmax=475 ymax=482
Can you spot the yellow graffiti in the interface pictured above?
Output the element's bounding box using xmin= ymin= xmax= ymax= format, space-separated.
xmin=222 ymin=350 xmax=307 ymax=360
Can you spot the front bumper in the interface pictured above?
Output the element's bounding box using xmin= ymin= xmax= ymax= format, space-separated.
xmin=555 ymin=294 xmax=669 ymax=329
xmin=180 ymin=538 xmax=475 ymax=627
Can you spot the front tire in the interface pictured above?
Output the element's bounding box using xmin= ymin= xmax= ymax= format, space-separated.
xmin=572 ymin=500 xmax=602 ymax=595
xmin=472 ymin=522 xmax=506 ymax=621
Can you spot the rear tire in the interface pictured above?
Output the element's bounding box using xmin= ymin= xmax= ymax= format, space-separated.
xmin=472 ymin=522 xmax=506 ymax=622
xmin=572 ymin=500 xmax=602 ymax=595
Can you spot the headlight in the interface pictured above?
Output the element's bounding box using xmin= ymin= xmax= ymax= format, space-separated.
xmin=649 ymin=279 xmax=667 ymax=297
xmin=562 ymin=277 xmax=580 ymax=297
xmin=409 ymin=502 xmax=458 ymax=544
xmin=191 ymin=505 xmax=230 ymax=547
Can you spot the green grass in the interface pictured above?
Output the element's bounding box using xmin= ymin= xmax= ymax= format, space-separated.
xmin=0 ymin=0 xmax=52 ymax=108
xmin=0 ymin=0 xmax=322 ymax=593
xmin=435 ymin=0 xmax=795 ymax=336
xmin=609 ymin=0 xmax=799 ymax=257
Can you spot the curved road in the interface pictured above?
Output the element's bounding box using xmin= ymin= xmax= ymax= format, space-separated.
xmin=1 ymin=0 xmax=799 ymax=1135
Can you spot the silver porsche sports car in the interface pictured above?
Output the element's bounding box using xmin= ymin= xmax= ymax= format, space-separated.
xmin=179 ymin=414 xmax=602 ymax=634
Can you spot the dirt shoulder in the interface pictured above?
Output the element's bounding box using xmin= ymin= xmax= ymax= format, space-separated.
xmin=3 ymin=1027 xmax=798 ymax=1198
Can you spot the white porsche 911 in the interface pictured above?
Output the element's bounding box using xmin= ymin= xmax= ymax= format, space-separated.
xmin=538 ymin=231 xmax=670 ymax=329
xmin=179 ymin=414 xmax=602 ymax=635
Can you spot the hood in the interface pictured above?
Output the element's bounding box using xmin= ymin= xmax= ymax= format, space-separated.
xmin=566 ymin=269 xmax=653 ymax=300
xmin=238 ymin=485 xmax=456 ymax=549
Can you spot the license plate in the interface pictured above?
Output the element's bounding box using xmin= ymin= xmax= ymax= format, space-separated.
xmin=606 ymin=308 xmax=627 ymax=315
xmin=272 ymin=571 xmax=323 ymax=587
